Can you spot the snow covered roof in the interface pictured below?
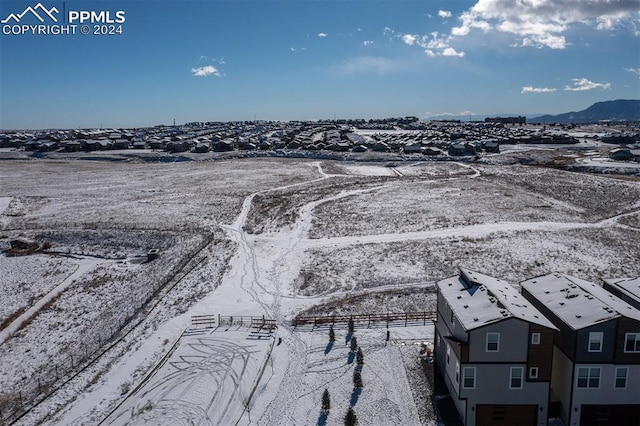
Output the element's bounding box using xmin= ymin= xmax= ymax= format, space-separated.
xmin=521 ymin=273 xmax=640 ymax=330
xmin=437 ymin=267 xmax=557 ymax=332
xmin=603 ymin=277 xmax=640 ymax=309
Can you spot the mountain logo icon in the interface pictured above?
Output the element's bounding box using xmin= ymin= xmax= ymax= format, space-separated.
xmin=1 ymin=2 xmax=59 ymax=24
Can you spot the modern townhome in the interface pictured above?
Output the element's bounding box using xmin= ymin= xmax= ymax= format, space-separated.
xmin=521 ymin=273 xmax=640 ymax=426
xmin=435 ymin=267 xmax=558 ymax=426
xmin=602 ymin=277 xmax=640 ymax=310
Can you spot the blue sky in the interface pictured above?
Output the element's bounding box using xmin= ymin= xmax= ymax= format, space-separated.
xmin=1 ymin=0 xmax=639 ymax=129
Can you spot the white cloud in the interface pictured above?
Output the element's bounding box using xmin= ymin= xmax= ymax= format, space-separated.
xmin=451 ymin=0 xmax=640 ymax=49
xmin=290 ymin=47 xmax=306 ymax=53
xmin=337 ymin=56 xmax=404 ymax=74
xmin=564 ymin=77 xmax=611 ymax=91
xmin=402 ymin=34 xmax=417 ymax=45
xmin=424 ymin=110 xmax=476 ymax=118
xmin=625 ymin=67 xmax=640 ymax=78
xmin=441 ymin=47 xmax=465 ymax=57
xmin=438 ymin=10 xmax=452 ymax=18
xmin=317 ymin=32 xmax=328 ymax=38
xmin=191 ymin=65 xmax=221 ymax=77
xmin=363 ymin=40 xmax=374 ymax=47
xmin=521 ymin=86 xmax=557 ymax=93
xmin=398 ymin=31 xmax=466 ymax=58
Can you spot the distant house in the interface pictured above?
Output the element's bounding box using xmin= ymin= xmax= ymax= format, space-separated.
xmin=422 ymin=147 xmax=442 ymax=156
xmin=212 ymin=140 xmax=233 ymax=152
xmin=148 ymin=139 xmax=165 ymax=150
xmin=131 ymin=141 xmax=147 ymax=150
xmin=448 ymin=143 xmax=467 ymax=156
xmin=609 ymin=148 xmax=632 ymax=161
xmin=403 ymin=143 xmax=423 ymax=154
xmin=64 ymin=141 xmax=82 ymax=152
xmin=482 ymin=140 xmax=500 ymax=153
xmin=435 ymin=267 xmax=558 ymax=426
xmin=192 ymin=142 xmax=210 ymax=153
xmin=113 ymin=139 xmax=130 ymax=149
xmin=521 ymin=273 xmax=640 ymax=426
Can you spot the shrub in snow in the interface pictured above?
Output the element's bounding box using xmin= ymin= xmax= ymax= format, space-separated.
xmin=350 ymin=336 xmax=358 ymax=352
xmin=322 ymin=388 xmax=330 ymax=411
xmin=356 ymin=347 xmax=364 ymax=365
xmin=344 ymin=407 xmax=358 ymax=426
xmin=348 ymin=318 xmax=354 ymax=333
xmin=353 ymin=370 xmax=363 ymax=389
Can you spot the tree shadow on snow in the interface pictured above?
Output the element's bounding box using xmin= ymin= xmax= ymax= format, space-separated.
xmin=324 ymin=342 xmax=334 ymax=355
xmin=345 ymin=332 xmax=352 ymax=345
xmin=317 ymin=410 xmax=328 ymax=426
xmin=347 ymin=351 xmax=355 ymax=364
xmin=350 ymin=388 xmax=362 ymax=407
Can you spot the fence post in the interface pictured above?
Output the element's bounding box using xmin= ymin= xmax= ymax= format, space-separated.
xmin=55 ymin=364 xmax=58 ymax=379
xmin=38 ymin=378 xmax=42 ymax=394
xmin=405 ymin=313 xmax=408 ymax=327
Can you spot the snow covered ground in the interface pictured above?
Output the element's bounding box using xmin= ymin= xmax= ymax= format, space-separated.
xmin=0 ymin=155 xmax=639 ymax=425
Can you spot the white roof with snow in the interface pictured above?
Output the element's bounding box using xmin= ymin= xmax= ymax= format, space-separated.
xmin=521 ymin=273 xmax=640 ymax=330
xmin=437 ymin=267 xmax=557 ymax=331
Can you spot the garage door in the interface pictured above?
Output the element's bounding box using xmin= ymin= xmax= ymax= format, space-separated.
xmin=580 ymin=404 xmax=640 ymax=426
xmin=476 ymin=404 xmax=537 ymax=426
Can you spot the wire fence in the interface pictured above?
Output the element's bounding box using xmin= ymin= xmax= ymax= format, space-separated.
xmin=0 ymin=231 xmax=215 ymax=425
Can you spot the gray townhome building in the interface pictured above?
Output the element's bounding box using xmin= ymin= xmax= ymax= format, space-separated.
xmin=521 ymin=273 xmax=640 ymax=426
xmin=435 ymin=267 xmax=558 ymax=426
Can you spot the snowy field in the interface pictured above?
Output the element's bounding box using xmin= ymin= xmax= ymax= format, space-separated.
xmin=0 ymin=154 xmax=639 ymax=425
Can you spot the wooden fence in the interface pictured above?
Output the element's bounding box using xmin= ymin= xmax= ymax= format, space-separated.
xmin=191 ymin=314 xmax=277 ymax=330
xmin=293 ymin=311 xmax=436 ymax=328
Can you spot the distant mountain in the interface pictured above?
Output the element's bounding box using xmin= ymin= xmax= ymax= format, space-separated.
xmin=531 ymin=99 xmax=640 ymax=124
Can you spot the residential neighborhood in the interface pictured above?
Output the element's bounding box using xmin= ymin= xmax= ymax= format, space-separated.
xmin=2 ymin=118 xmax=638 ymax=160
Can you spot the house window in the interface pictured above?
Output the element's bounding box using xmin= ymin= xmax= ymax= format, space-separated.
xmin=450 ymin=310 xmax=456 ymax=329
xmin=531 ymin=333 xmax=540 ymax=345
xmin=510 ymin=367 xmax=523 ymax=389
xmin=446 ymin=344 xmax=451 ymax=365
xmin=588 ymin=332 xmax=603 ymax=352
xmin=529 ymin=367 xmax=539 ymax=379
xmin=463 ymin=367 xmax=476 ymax=389
xmin=577 ymin=367 xmax=600 ymax=388
xmin=624 ymin=333 xmax=640 ymax=353
xmin=455 ymin=361 xmax=460 ymax=383
xmin=486 ymin=333 xmax=500 ymax=352
xmin=615 ymin=367 xmax=627 ymax=389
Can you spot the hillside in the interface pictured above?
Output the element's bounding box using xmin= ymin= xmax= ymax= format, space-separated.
xmin=532 ymin=99 xmax=640 ymax=123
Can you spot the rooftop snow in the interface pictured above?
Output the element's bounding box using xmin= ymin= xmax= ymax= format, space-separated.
xmin=603 ymin=277 xmax=640 ymax=308
xmin=437 ymin=267 xmax=557 ymax=331
xmin=521 ymin=273 xmax=640 ymax=330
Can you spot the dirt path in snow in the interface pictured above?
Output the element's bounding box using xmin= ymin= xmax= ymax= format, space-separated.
xmin=0 ymin=256 xmax=111 ymax=344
